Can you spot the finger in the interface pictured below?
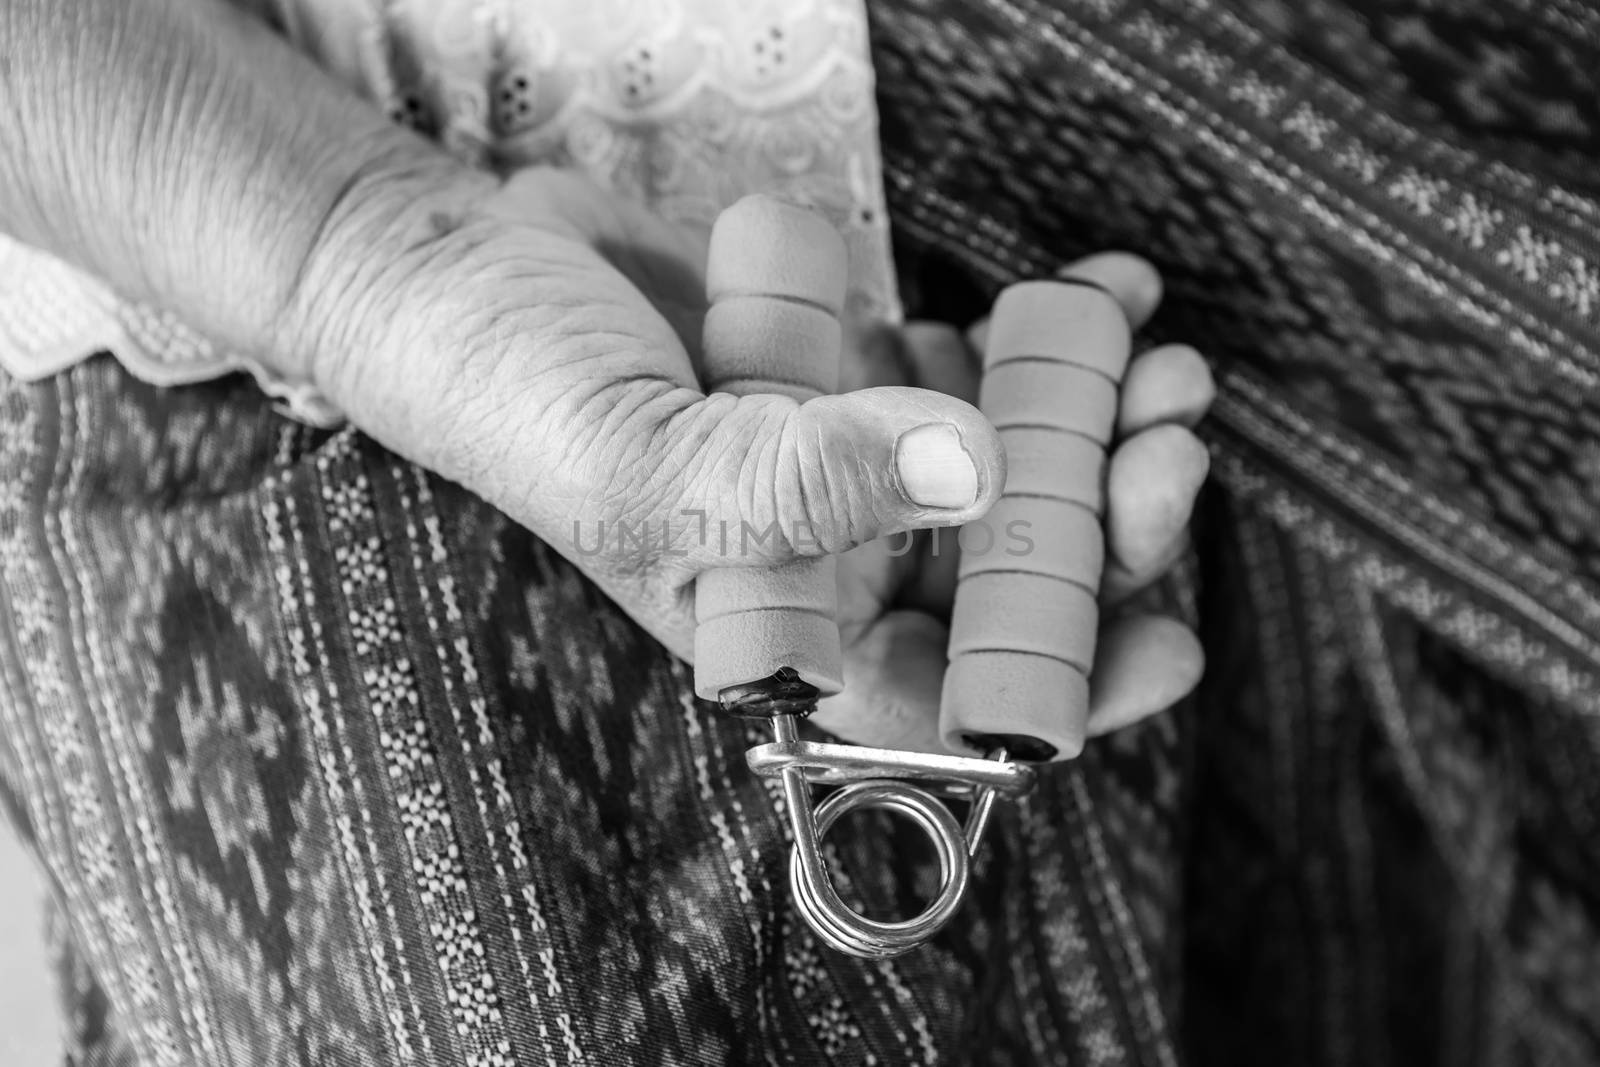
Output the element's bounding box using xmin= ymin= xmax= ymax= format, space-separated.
xmin=900 ymin=526 xmax=962 ymax=618
xmin=1102 ymin=424 xmax=1209 ymax=601
xmin=966 ymin=251 xmax=1163 ymax=351
xmin=844 ymin=321 xmax=981 ymax=399
xmin=835 ymin=537 xmax=910 ymax=645
xmin=1101 ymin=534 xmax=1189 ymax=605
xmin=1061 ymin=252 xmax=1163 ymax=328
xmin=662 ymin=385 xmax=1006 ymax=569
xmin=901 ymin=322 xmax=981 ymax=405
xmin=812 ymin=610 xmax=954 ymax=754
xmin=839 ymin=321 xmax=916 ymax=393
xmin=1117 ymin=343 xmax=1215 ymax=438
xmin=1086 ymin=615 xmax=1203 ymax=736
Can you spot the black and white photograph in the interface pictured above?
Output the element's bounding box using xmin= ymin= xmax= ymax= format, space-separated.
xmin=0 ymin=0 xmax=1595 ymax=1063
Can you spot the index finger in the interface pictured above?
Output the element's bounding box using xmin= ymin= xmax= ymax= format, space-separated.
xmin=965 ymin=252 xmax=1162 ymax=351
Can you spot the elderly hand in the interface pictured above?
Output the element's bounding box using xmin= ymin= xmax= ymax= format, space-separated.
xmin=289 ymin=170 xmax=1209 ymax=752
xmin=2 ymin=0 xmax=1206 ymax=755
xmin=288 ymin=166 xmax=1003 ymax=654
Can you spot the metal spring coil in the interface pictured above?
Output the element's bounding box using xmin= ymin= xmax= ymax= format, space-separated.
xmin=759 ymin=716 xmax=1020 ymax=959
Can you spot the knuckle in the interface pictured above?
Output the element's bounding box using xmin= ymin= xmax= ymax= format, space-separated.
xmin=784 ymin=403 xmax=881 ymax=554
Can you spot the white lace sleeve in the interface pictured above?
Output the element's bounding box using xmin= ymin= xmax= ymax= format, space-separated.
xmin=0 ymin=234 xmax=346 ymax=425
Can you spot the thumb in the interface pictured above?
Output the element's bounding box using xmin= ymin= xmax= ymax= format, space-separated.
xmin=661 ymin=384 xmax=1005 ymax=570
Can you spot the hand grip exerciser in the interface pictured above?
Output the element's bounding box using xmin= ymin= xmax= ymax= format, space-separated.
xmin=693 ymin=196 xmax=1034 ymax=959
xmin=941 ymin=280 xmax=1132 ymax=761
xmin=691 ymin=196 xmax=846 ymax=701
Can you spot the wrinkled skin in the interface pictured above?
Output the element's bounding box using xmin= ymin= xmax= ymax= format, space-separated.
xmin=290 ymin=168 xmax=1213 ymax=754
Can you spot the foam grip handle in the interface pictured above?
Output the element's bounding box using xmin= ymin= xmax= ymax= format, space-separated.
xmin=940 ymin=280 xmax=1132 ymax=759
xmin=692 ymin=196 xmax=849 ymax=701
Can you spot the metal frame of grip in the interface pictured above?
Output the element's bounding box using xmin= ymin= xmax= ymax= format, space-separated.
xmin=724 ymin=671 xmax=1036 ymax=960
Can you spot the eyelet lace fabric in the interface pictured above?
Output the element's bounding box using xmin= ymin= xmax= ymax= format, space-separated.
xmin=0 ymin=0 xmax=898 ymax=426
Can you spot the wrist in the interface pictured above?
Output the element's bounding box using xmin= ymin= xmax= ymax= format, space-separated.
xmin=275 ymin=141 xmax=500 ymax=391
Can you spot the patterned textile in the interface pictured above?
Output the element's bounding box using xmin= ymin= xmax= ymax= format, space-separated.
xmin=872 ymin=0 xmax=1600 ymax=1063
xmin=0 ymin=4 xmax=1597 ymax=1067
xmin=1 ymin=354 xmax=1190 ymax=1067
